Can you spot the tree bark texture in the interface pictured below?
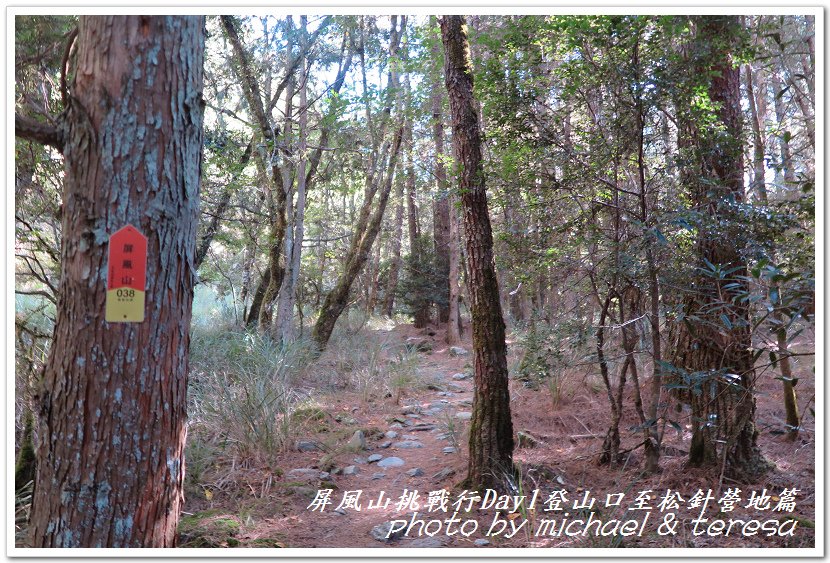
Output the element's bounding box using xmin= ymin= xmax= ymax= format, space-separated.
xmin=670 ymin=16 xmax=769 ymax=480
xmin=27 ymin=16 xmax=204 ymax=547
xmin=441 ymin=15 xmax=514 ymax=490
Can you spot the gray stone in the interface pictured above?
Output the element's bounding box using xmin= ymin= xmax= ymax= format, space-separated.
xmin=405 ymin=413 xmax=422 ymax=419
xmin=402 ymin=434 xmax=419 ymax=440
xmin=334 ymin=508 xmax=347 ymax=515
xmin=347 ymin=430 xmax=366 ymax=451
xmin=449 ymin=346 xmax=469 ymax=357
xmin=447 ymin=384 xmax=465 ymax=393
xmin=286 ymin=468 xmax=329 ymax=482
xmin=335 ymin=414 xmax=358 ymax=425
xmin=342 ymin=465 xmax=359 ymax=476
xmin=367 ymin=454 xmax=383 ymax=463
xmin=406 ymin=467 xmax=425 ymax=477
xmin=410 ymin=537 xmax=445 ymax=547
xmin=442 ymin=446 xmax=458 ymax=454
xmin=451 ymin=372 xmax=470 ymax=381
xmin=371 ymin=521 xmax=405 ymax=542
xmin=385 ymin=431 xmax=399 ymax=439
xmin=377 ymin=456 xmax=405 ymax=468
xmin=389 ymin=422 xmax=404 ymax=429
xmin=393 ymin=441 xmax=423 ymax=449
xmin=456 ymin=398 xmax=473 ymax=407
xmin=353 ymin=456 xmax=368 ymax=465
xmin=409 ymin=424 xmax=436 ymax=432
xmin=372 ymin=472 xmax=386 ymax=480
xmin=432 ymin=467 xmax=456 ymax=481
xmin=401 ymin=405 xmax=421 ymax=415
xmin=474 ymin=539 xmax=490 ymax=546
xmin=437 ymin=391 xmax=455 ymax=397
xmin=455 ymin=411 xmax=473 ymax=421
xmin=289 ymin=485 xmax=318 ymax=499
xmin=295 ymin=440 xmax=319 ymax=452
xmin=379 ymin=440 xmax=392 ymax=449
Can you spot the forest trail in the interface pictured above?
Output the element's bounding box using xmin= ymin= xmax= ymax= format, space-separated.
xmin=183 ymin=324 xmax=487 ymax=549
xmin=269 ymin=329 xmax=478 ymax=548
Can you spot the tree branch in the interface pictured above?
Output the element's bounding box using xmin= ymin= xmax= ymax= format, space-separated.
xmin=15 ymin=114 xmax=64 ymax=153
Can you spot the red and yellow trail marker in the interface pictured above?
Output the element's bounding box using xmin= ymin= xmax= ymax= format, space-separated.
xmin=105 ymin=225 xmax=147 ymax=323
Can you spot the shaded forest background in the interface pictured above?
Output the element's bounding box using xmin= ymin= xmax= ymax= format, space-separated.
xmin=14 ymin=14 xmax=816 ymax=548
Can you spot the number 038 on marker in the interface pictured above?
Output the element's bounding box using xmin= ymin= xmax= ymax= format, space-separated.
xmin=105 ymin=225 xmax=148 ymax=323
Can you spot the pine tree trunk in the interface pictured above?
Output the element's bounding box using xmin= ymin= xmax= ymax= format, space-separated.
xmin=27 ymin=16 xmax=204 ymax=547
xmin=442 ymin=15 xmax=514 ymax=491
xmin=671 ymin=16 xmax=770 ymax=480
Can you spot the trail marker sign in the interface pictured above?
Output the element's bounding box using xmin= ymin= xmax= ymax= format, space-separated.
xmin=105 ymin=225 xmax=147 ymax=323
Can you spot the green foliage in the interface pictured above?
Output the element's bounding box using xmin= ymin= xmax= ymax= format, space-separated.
xmin=397 ymin=238 xmax=447 ymax=318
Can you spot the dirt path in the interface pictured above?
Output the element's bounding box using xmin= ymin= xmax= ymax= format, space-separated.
xmin=241 ymin=328 xmax=483 ymax=548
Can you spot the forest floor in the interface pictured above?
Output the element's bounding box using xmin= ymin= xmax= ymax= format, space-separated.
xmin=179 ymin=322 xmax=816 ymax=550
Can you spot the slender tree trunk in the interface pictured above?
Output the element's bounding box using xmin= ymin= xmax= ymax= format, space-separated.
xmin=745 ymin=63 xmax=767 ymax=199
xmin=631 ymin=38 xmax=662 ymax=472
xmin=274 ymin=17 xmax=310 ymax=343
xmin=404 ymin=76 xmax=431 ymax=328
xmin=311 ymin=16 xmax=405 ymax=349
xmin=26 ymin=16 xmax=204 ymax=547
xmin=431 ymin=29 xmax=451 ymax=324
xmin=383 ymin=173 xmax=405 ymax=317
xmin=772 ymin=73 xmax=795 ymax=184
xmin=366 ymin=234 xmax=383 ymax=314
xmin=447 ymin=192 xmax=463 ymax=344
xmin=312 ymin=126 xmax=404 ymax=349
xmin=442 ymin=15 xmax=514 ymax=491
xmin=221 ymin=15 xmax=293 ymax=332
xmin=748 ymin=70 xmax=801 ymax=439
xmin=246 ymin=268 xmax=270 ymax=328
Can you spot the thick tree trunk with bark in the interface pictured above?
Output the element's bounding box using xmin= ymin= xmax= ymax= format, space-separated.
xmin=26 ymin=16 xmax=204 ymax=547
xmin=441 ymin=15 xmax=514 ymax=490
xmin=671 ymin=16 xmax=770 ymax=480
